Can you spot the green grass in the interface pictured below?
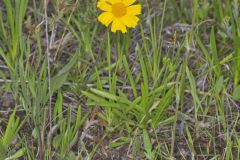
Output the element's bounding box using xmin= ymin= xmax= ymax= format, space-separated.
xmin=0 ymin=0 xmax=240 ymax=159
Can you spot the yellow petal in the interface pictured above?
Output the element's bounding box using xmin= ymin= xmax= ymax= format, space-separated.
xmin=111 ymin=19 xmax=127 ymax=33
xmin=97 ymin=1 xmax=112 ymax=11
xmin=123 ymin=0 xmax=136 ymax=6
xmin=98 ymin=0 xmax=116 ymax=3
xmin=121 ymin=15 xmax=139 ymax=28
xmin=109 ymin=0 xmax=121 ymax=4
xmin=127 ymin=4 xmax=141 ymax=15
xmin=98 ymin=12 xmax=114 ymax=27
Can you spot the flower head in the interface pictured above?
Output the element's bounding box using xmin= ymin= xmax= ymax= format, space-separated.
xmin=97 ymin=0 xmax=141 ymax=33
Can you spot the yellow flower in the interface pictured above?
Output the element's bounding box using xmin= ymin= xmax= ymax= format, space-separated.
xmin=97 ymin=0 xmax=141 ymax=33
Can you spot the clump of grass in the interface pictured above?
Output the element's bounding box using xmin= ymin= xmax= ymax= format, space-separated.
xmin=0 ymin=0 xmax=240 ymax=159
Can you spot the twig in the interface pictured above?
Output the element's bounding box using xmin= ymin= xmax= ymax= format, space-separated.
xmin=44 ymin=0 xmax=52 ymax=159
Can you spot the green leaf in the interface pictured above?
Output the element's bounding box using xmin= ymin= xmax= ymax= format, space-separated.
xmin=210 ymin=27 xmax=221 ymax=76
xmin=0 ymin=47 xmax=14 ymax=71
xmin=2 ymin=108 xmax=18 ymax=146
xmin=0 ymin=141 xmax=7 ymax=158
xmin=53 ymin=135 xmax=61 ymax=149
xmin=233 ymin=85 xmax=240 ymax=101
xmin=51 ymin=53 xmax=78 ymax=94
xmin=195 ymin=34 xmax=212 ymax=67
xmin=152 ymin=88 xmax=174 ymax=127
xmin=51 ymin=73 xmax=68 ymax=95
xmin=90 ymin=88 xmax=118 ymax=101
xmin=5 ymin=148 xmax=25 ymax=160
xmin=57 ymin=53 xmax=78 ymax=76
xmin=109 ymin=137 xmax=130 ymax=149
xmin=215 ymin=76 xmax=224 ymax=94
xmin=123 ymin=55 xmax=137 ymax=98
xmin=185 ymin=66 xmax=203 ymax=112
xmin=143 ymin=129 xmax=154 ymax=160
xmin=53 ymin=91 xmax=63 ymax=125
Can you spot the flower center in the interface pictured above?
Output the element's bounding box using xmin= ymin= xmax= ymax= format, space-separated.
xmin=112 ymin=2 xmax=127 ymax=17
